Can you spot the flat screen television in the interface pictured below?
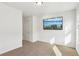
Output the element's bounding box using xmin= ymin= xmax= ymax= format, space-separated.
xmin=43 ymin=17 xmax=63 ymax=30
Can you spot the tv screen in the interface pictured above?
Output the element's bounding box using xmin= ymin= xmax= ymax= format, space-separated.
xmin=43 ymin=17 xmax=63 ymax=30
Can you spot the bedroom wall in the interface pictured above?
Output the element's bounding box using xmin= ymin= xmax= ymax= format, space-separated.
xmin=23 ymin=16 xmax=38 ymax=42
xmin=0 ymin=3 xmax=22 ymax=54
xmin=76 ymin=6 xmax=79 ymax=54
xmin=23 ymin=16 xmax=33 ymax=42
xmin=32 ymin=16 xmax=38 ymax=42
xmin=23 ymin=9 xmax=76 ymax=48
xmin=36 ymin=10 xmax=76 ymax=48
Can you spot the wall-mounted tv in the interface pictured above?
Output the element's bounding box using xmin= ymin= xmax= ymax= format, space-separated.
xmin=43 ymin=17 xmax=63 ymax=30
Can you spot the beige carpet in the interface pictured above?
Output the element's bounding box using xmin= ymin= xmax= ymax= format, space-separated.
xmin=0 ymin=40 xmax=78 ymax=56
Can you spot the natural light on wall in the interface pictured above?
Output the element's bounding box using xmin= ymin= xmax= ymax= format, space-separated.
xmin=50 ymin=37 xmax=55 ymax=44
xmin=65 ymin=23 xmax=71 ymax=34
xmin=65 ymin=23 xmax=72 ymax=45
xmin=76 ymin=26 xmax=79 ymax=45
xmin=65 ymin=33 xmax=71 ymax=45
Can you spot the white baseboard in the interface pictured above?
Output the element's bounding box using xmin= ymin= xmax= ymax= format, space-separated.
xmin=23 ymin=39 xmax=37 ymax=43
xmin=37 ymin=40 xmax=49 ymax=43
xmin=0 ymin=44 xmax=22 ymax=55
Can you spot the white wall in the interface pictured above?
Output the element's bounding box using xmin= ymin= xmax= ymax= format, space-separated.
xmin=23 ymin=16 xmax=33 ymax=42
xmin=23 ymin=10 xmax=76 ymax=48
xmin=35 ymin=10 xmax=76 ymax=48
xmin=76 ymin=7 xmax=79 ymax=54
xmin=32 ymin=16 xmax=38 ymax=42
xmin=0 ymin=3 xmax=22 ymax=54
xmin=23 ymin=16 xmax=38 ymax=42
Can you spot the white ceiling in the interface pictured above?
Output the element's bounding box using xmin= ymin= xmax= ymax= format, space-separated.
xmin=2 ymin=2 xmax=79 ymax=16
